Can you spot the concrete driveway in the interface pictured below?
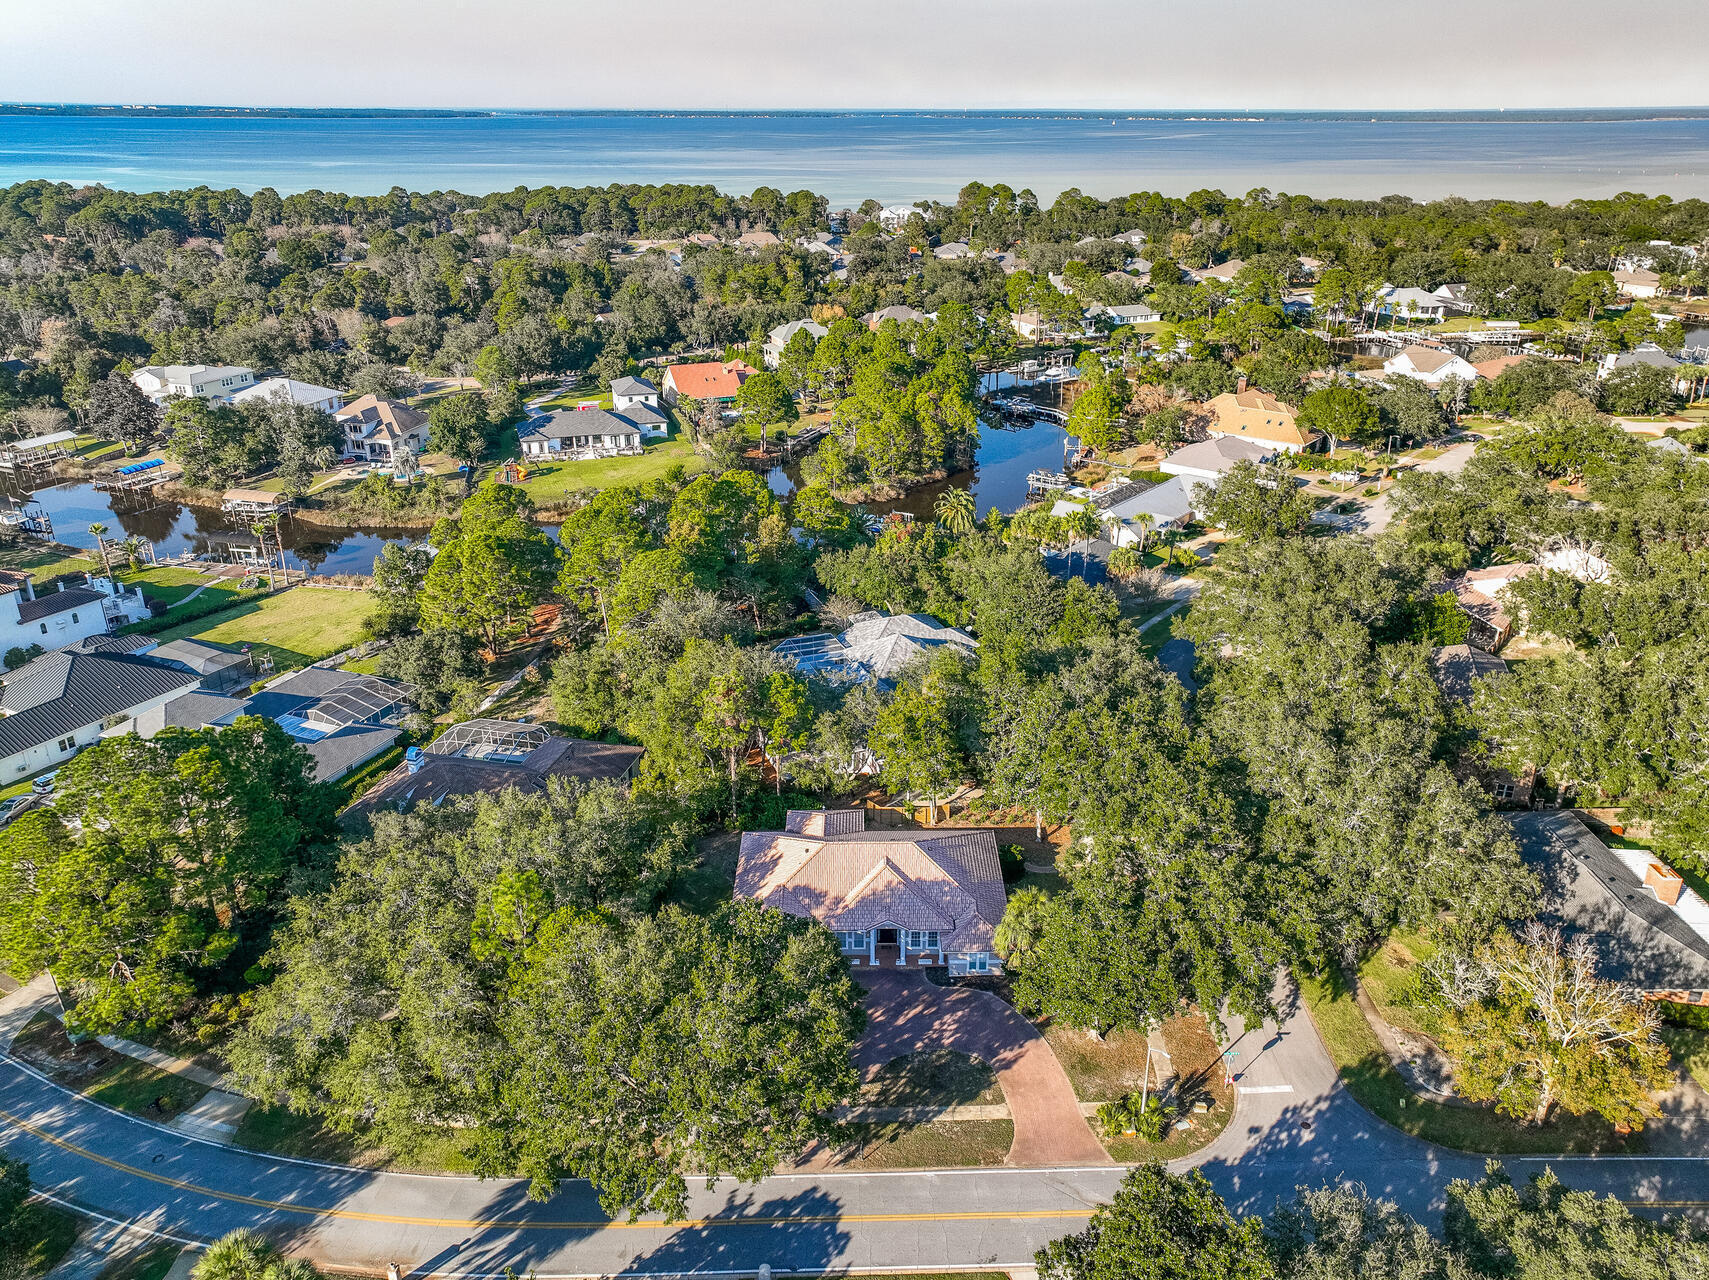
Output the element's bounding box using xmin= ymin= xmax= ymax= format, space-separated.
xmin=852 ymin=971 xmax=1110 ymax=1167
xmin=1313 ymin=439 xmax=1477 ymax=537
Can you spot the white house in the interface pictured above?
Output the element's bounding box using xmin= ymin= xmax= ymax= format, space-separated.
xmin=230 ymin=377 xmax=344 ymax=414
xmin=772 ymin=611 xmax=978 ymax=686
xmin=1384 ymin=344 xmax=1479 ymax=386
xmin=0 ymin=649 xmax=198 ymax=781
xmin=130 ymin=364 xmax=254 ymax=405
xmin=1159 ymin=436 xmax=1277 ymax=486
xmin=1613 ymin=268 xmax=1663 ymax=299
xmin=1098 ymin=303 xmax=1163 ymax=326
xmin=334 ymin=395 xmax=429 ymax=465
xmin=932 ymin=241 xmax=973 ymax=260
xmin=1098 ymin=477 xmax=1197 ymax=545
xmin=517 ymin=408 xmax=644 ymax=460
xmin=610 ymin=375 xmax=661 ymax=414
xmin=1371 ymin=286 xmax=1455 ymax=324
xmin=0 ymin=571 xmax=149 ymax=669
xmin=762 ymin=319 xmax=828 ymax=369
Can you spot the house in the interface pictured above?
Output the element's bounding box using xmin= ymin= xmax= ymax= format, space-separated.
xmin=773 ymin=611 xmax=978 ymax=686
xmin=1383 ymin=344 xmax=1479 ymax=386
xmin=1429 ymin=644 xmax=1535 ymax=808
xmin=129 ymin=364 xmax=254 ymax=405
xmin=0 ymin=649 xmax=199 ymax=781
xmin=1047 ymin=272 xmax=1075 ymax=296
xmin=661 ymin=360 xmax=755 ymax=405
xmin=864 ymin=305 xmax=930 ymax=330
xmin=1192 ymin=259 xmax=1245 ymax=284
xmin=1099 ymin=303 xmax=1163 ymax=326
xmin=1112 ymin=229 xmax=1148 ymax=247
xmin=1535 ymin=545 xmax=1614 ymax=584
xmin=1370 ymin=286 xmax=1455 ymax=324
xmin=230 ymin=377 xmax=344 ymax=415
xmin=148 ymin=667 xmax=413 ymax=783
xmin=1442 ymin=564 xmax=1538 ymax=651
xmin=610 ymin=375 xmax=661 ymax=413
xmin=1099 ymin=476 xmax=1197 ymax=545
xmin=1472 ymin=354 xmax=1527 ymax=381
xmin=1647 ymin=435 xmax=1693 ymax=457
xmin=763 ymin=319 xmax=829 ymax=369
xmin=1205 ymin=387 xmax=1319 ymax=453
xmin=877 ymin=204 xmax=924 ymax=228
xmin=1601 ymin=343 xmax=1680 ymax=376
xmin=0 ymin=572 xmax=149 ymax=668
xmin=735 ymin=230 xmax=781 ymax=249
xmin=932 ymin=241 xmax=973 ymax=260
xmin=1613 ymin=268 xmax=1663 ymax=299
xmin=735 ymin=808 xmax=1006 ymax=975
xmin=1160 ymin=436 xmax=1278 ymax=486
xmin=1434 ymin=283 xmax=1474 ymax=311
xmin=517 ymin=408 xmax=645 ymax=460
xmin=347 ymin=718 xmax=644 ymax=818
xmin=1009 ymin=311 xmax=1047 ymax=341
xmin=335 ymin=395 xmax=429 ymax=465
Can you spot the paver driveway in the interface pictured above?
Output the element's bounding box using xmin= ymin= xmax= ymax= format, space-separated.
xmin=853 ymin=970 xmax=1110 ymax=1166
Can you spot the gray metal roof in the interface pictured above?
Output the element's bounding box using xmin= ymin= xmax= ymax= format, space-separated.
xmin=0 ymin=652 xmax=198 ymax=758
xmin=520 ymin=409 xmax=645 ymax=440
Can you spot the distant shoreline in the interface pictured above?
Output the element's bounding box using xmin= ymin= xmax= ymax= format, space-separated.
xmin=5 ymin=103 xmax=1709 ymax=123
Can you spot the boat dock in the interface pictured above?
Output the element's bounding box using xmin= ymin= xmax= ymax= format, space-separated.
xmin=95 ymin=458 xmax=180 ymax=492
xmin=0 ymin=429 xmax=75 ymax=473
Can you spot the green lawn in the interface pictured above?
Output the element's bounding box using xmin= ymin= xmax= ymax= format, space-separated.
xmin=533 ymin=389 xmax=612 ymax=412
xmin=11 ymin=1013 xmax=209 ymax=1121
xmin=824 ymin=1119 xmax=1014 ymax=1169
xmin=863 ymin=1051 xmax=1003 ymax=1107
xmin=233 ymin=1104 xmax=477 ymax=1173
xmin=1660 ymin=1025 xmax=1709 ymax=1092
xmin=116 ymin=565 xmax=221 ymax=610
xmin=1355 ymin=930 xmax=1439 ymax=1039
xmin=13 ymin=1202 xmax=80 ymax=1279
xmin=1296 ymin=969 xmax=1635 ymax=1154
xmin=511 ymin=435 xmax=709 ymax=506
xmin=0 ymin=543 xmax=100 ymax=581
xmin=147 ymin=585 xmax=373 ymax=669
xmin=95 ymin=1244 xmax=182 ymax=1280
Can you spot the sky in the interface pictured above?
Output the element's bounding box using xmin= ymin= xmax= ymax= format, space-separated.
xmin=4 ymin=0 xmax=1708 ymax=112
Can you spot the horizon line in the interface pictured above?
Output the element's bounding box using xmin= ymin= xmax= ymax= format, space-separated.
xmin=7 ymin=102 xmax=1709 ymax=116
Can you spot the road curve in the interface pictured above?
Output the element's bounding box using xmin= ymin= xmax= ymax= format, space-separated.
xmin=3 ymin=980 xmax=1708 ymax=1276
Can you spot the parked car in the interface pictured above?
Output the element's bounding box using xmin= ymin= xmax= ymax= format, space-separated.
xmin=31 ymin=771 xmax=58 ymax=794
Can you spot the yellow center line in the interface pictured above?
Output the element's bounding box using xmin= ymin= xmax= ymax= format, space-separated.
xmin=0 ymin=1106 xmax=1096 ymax=1230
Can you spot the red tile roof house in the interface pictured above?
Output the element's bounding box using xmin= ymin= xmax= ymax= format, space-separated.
xmin=660 ymin=360 xmax=755 ymax=406
xmin=736 ymin=809 xmax=1006 ymax=975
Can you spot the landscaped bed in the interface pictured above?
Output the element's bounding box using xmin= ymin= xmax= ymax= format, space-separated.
xmin=11 ymin=1012 xmax=208 ymax=1121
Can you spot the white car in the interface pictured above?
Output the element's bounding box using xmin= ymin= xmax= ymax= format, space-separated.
xmin=31 ymin=771 xmax=58 ymax=794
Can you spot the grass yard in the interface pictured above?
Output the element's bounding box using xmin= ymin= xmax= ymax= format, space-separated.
xmin=512 ymin=435 xmax=709 ymax=506
xmin=233 ymin=1105 xmax=478 ymax=1173
xmin=0 ymin=542 xmax=99 ymax=581
xmin=1355 ymin=930 xmax=1440 ymax=1040
xmin=1296 ymin=969 xmax=1635 ymax=1154
xmin=863 ymin=1051 xmax=1002 ymax=1108
xmin=95 ymin=1244 xmax=182 ymax=1280
xmin=117 ymin=565 xmax=220 ymax=609
xmin=12 ymin=1202 xmax=80 ymax=1279
xmin=148 ymin=585 xmax=373 ymax=669
xmin=1661 ymin=1026 xmax=1709 ymax=1092
xmin=1045 ymin=1025 xmax=1155 ymax=1103
xmin=820 ymin=1119 xmax=1014 ymax=1170
xmin=10 ymin=1013 xmax=209 ymax=1121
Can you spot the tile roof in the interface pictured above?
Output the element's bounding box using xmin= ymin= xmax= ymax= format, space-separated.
xmin=736 ymin=811 xmax=1005 ymax=954
xmin=14 ymin=586 xmax=105 ymax=623
xmin=1472 ymin=354 xmax=1527 ymax=380
xmin=663 ymin=360 xmax=754 ymax=401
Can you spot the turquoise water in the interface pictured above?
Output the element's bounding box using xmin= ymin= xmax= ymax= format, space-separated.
xmin=4 ymin=110 xmax=1709 ymax=202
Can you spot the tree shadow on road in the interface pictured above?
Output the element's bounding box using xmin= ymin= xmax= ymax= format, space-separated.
xmin=621 ymin=1187 xmax=853 ymax=1275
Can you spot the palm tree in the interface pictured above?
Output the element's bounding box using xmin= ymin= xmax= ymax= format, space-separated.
xmin=933 ymin=486 xmax=976 ymax=536
xmin=1130 ymin=512 xmax=1156 ymax=556
xmin=1064 ymin=506 xmax=1100 ymax=577
xmin=121 ymin=535 xmax=147 ymax=572
xmin=192 ymin=1229 xmax=320 ymax=1280
xmin=87 ymin=522 xmax=111 ymax=580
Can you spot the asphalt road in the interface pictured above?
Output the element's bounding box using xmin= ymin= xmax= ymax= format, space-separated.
xmin=5 ymin=974 xmax=1709 ymax=1277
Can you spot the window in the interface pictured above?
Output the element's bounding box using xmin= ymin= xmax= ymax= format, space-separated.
xmin=56 ymin=736 xmax=75 ymax=752
xmin=906 ymin=930 xmax=940 ymax=950
xmin=836 ymin=930 xmax=865 ymax=952
xmin=1492 ymin=781 xmax=1515 ymax=800
xmin=964 ymin=953 xmax=991 ymax=974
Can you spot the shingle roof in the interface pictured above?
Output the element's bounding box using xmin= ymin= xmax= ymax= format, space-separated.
xmin=1428 ymin=643 xmax=1507 ymax=707
xmin=735 ymin=811 xmax=1004 ymax=955
xmin=14 ymin=586 xmax=104 ymax=623
xmin=1391 ymin=344 xmax=1461 ymax=375
xmin=133 ymin=691 xmax=252 ymax=736
xmin=334 ymin=395 xmax=428 ymax=442
xmin=0 ymin=652 xmax=198 ymax=757
xmin=610 ymin=376 xmax=658 ymax=398
xmin=346 ymin=734 xmax=644 ymax=816
xmin=1207 ymin=389 xmax=1317 ymax=449
xmin=519 ymin=408 xmax=646 ymax=440
xmin=1161 ymin=436 xmax=1276 ymax=474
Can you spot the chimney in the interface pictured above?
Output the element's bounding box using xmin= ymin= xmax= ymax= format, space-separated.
xmin=1645 ymin=862 xmax=1684 ymax=907
xmin=1236 ymin=373 xmax=1248 ymax=394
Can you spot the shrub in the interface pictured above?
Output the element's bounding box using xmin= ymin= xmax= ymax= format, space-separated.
xmin=1000 ymin=843 xmax=1027 ymax=883
xmin=1096 ymin=1091 xmax=1175 ymax=1140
